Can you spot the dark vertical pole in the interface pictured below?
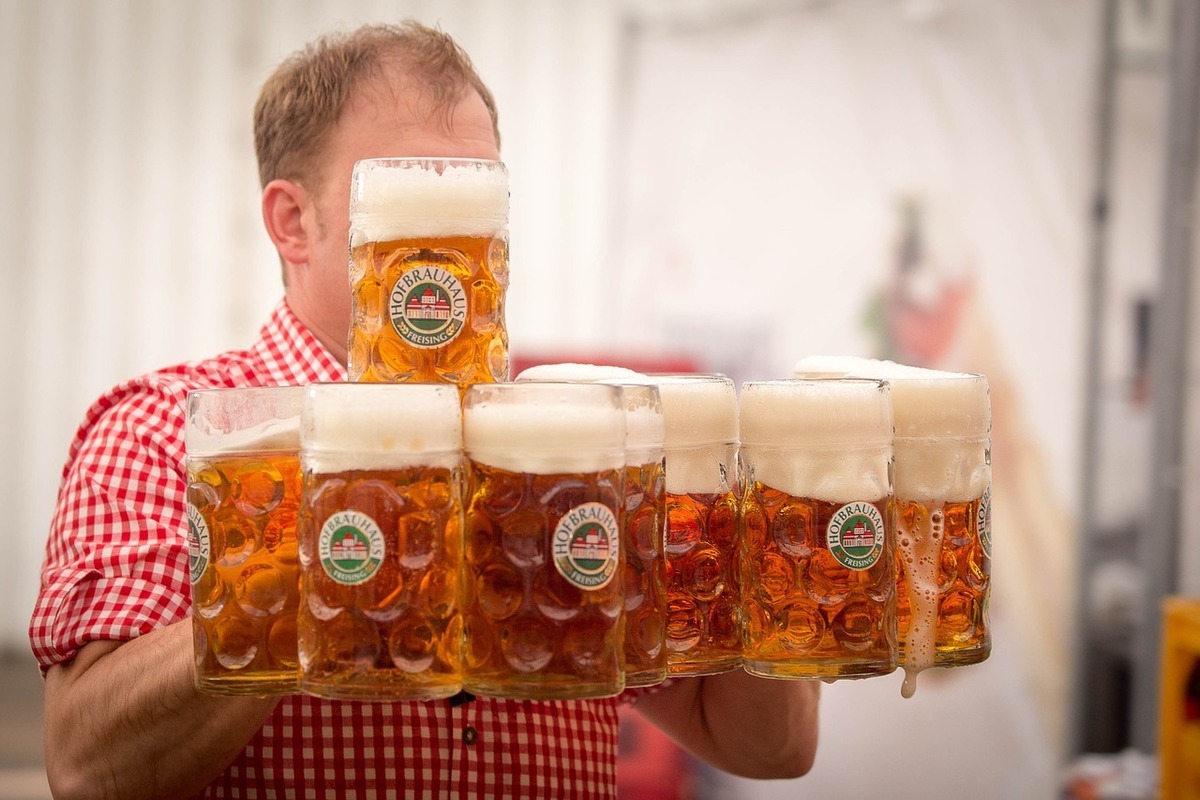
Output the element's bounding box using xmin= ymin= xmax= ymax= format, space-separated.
xmin=1071 ymin=0 xmax=1119 ymax=758
xmin=1131 ymin=0 xmax=1200 ymax=754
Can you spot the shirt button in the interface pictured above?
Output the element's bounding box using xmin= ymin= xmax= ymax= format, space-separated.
xmin=462 ymin=726 xmax=477 ymax=745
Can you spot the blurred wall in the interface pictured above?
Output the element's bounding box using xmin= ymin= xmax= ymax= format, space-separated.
xmin=617 ymin=0 xmax=1098 ymax=760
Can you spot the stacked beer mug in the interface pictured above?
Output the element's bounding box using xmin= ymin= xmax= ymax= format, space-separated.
xmin=184 ymin=156 xmax=992 ymax=700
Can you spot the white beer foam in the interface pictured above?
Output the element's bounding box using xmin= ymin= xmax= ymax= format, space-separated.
xmin=745 ymin=449 xmax=892 ymax=503
xmin=190 ymin=416 xmax=301 ymax=456
xmin=350 ymin=159 xmax=508 ymax=241
xmin=186 ymin=387 xmax=304 ymax=456
xmin=618 ymin=385 xmax=666 ymax=467
xmin=464 ymin=387 xmax=626 ymax=475
xmin=740 ymin=380 xmax=892 ymax=502
xmin=740 ymin=379 xmax=891 ymax=447
xmin=516 ymin=363 xmax=665 ymax=465
xmin=793 ymin=356 xmax=990 ymax=501
xmin=516 ymin=362 xmax=643 ymax=383
xmin=302 ymin=384 xmax=462 ymax=473
xmin=791 ymin=354 xmax=878 ymax=379
xmin=650 ymin=376 xmax=737 ymax=495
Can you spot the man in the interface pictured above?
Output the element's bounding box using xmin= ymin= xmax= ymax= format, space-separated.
xmin=31 ymin=20 xmax=818 ymax=798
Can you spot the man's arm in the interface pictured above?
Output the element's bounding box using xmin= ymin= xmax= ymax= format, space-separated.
xmin=632 ymin=670 xmax=820 ymax=779
xmin=43 ymin=620 xmax=278 ymax=800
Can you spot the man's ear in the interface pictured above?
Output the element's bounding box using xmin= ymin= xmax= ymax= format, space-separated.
xmin=262 ymin=178 xmax=311 ymax=267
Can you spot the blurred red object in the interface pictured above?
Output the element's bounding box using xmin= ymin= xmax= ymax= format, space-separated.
xmin=617 ymin=706 xmax=698 ymax=800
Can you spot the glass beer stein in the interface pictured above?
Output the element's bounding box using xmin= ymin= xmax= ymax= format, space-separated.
xmin=461 ymin=382 xmax=626 ymax=700
xmin=297 ymin=383 xmax=465 ymax=700
xmin=796 ymin=357 xmax=992 ymax=696
xmin=650 ymin=374 xmax=742 ymax=677
xmin=347 ymin=157 xmax=510 ymax=389
xmin=515 ymin=364 xmax=669 ymax=688
xmin=739 ymin=378 xmax=896 ymax=680
xmin=186 ymin=385 xmax=305 ymax=695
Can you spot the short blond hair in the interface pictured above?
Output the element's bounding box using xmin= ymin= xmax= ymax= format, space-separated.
xmin=253 ymin=20 xmax=499 ymax=190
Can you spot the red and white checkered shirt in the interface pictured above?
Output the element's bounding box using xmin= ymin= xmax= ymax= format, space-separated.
xmin=30 ymin=300 xmax=640 ymax=798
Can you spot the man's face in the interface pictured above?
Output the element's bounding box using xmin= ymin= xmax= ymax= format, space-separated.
xmin=289 ymin=69 xmax=501 ymax=363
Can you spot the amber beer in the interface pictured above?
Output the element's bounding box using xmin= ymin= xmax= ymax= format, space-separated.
xmin=516 ymin=364 xmax=669 ymax=687
xmin=796 ymin=357 xmax=992 ymax=696
xmin=186 ymin=386 xmax=305 ymax=695
xmin=296 ymin=383 xmax=464 ymax=700
xmin=651 ymin=375 xmax=741 ymax=676
xmin=461 ymin=382 xmax=626 ymax=699
xmin=613 ymin=384 xmax=668 ymax=687
xmin=347 ymin=158 xmax=509 ymax=388
xmin=739 ymin=379 xmax=896 ymax=679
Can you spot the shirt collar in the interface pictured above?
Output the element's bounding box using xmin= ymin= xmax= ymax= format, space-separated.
xmin=252 ymin=299 xmax=348 ymax=385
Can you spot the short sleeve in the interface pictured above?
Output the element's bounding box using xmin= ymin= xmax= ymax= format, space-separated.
xmin=29 ymin=379 xmax=191 ymax=670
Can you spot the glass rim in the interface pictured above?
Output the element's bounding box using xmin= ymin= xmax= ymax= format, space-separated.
xmin=352 ymin=156 xmax=506 ymax=171
xmin=741 ymin=377 xmax=889 ymax=390
xmin=463 ymin=380 xmax=623 ymax=404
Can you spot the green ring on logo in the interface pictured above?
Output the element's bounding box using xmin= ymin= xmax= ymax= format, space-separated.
xmin=319 ymin=511 xmax=386 ymax=585
xmin=552 ymin=502 xmax=620 ymax=591
xmin=187 ymin=503 xmax=211 ymax=584
xmin=388 ymin=265 xmax=468 ymax=349
xmin=977 ymin=487 xmax=992 ymax=558
xmin=826 ymin=501 xmax=885 ymax=571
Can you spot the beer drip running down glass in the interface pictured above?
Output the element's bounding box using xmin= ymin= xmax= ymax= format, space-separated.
xmin=796 ymin=357 xmax=992 ymax=697
xmin=739 ymin=378 xmax=897 ymax=680
xmin=514 ymin=364 xmax=669 ymax=688
xmin=461 ymin=382 xmax=627 ymax=700
xmin=649 ymin=374 xmax=742 ymax=677
xmin=185 ymin=385 xmax=306 ymax=695
xmin=347 ymin=157 xmax=510 ymax=389
xmin=297 ymin=383 xmax=465 ymax=701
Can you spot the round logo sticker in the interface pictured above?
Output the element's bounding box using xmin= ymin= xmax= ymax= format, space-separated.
xmin=826 ymin=501 xmax=885 ymax=571
xmin=977 ymin=487 xmax=992 ymax=558
xmin=388 ymin=266 xmax=468 ymax=349
xmin=187 ymin=503 xmax=211 ymax=584
xmin=553 ymin=502 xmax=620 ymax=590
xmin=319 ymin=511 xmax=385 ymax=585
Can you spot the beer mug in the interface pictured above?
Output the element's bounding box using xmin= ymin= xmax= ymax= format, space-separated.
xmin=185 ymin=386 xmax=304 ymax=695
xmin=515 ymin=364 xmax=669 ymax=688
xmin=461 ymin=382 xmax=626 ymax=700
xmin=612 ymin=383 xmax=669 ymax=687
xmin=347 ymin=157 xmax=510 ymax=388
xmin=796 ymin=357 xmax=992 ymax=696
xmin=297 ymin=383 xmax=464 ymax=700
xmin=889 ymin=370 xmax=991 ymax=690
xmin=650 ymin=374 xmax=742 ymax=676
xmin=739 ymin=378 xmax=896 ymax=679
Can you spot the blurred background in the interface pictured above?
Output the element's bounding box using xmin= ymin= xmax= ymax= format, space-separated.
xmin=1 ymin=0 xmax=1198 ymax=797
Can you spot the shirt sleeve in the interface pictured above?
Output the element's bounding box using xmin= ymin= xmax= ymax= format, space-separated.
xmin=29 ymin=378 xmax=192 ymax=671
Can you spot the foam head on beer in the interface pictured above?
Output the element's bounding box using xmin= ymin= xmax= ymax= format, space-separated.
xmin=301 ymin=383 xmax=463 ymax=473
xmin=739 ymin=379 xmax=892 ymax=502
xmin=463 ymin=382 xmax=626 ymax=474
xmin=186 ymin=387 xmax=304 ymax=456
xmin=643 ymin=375 xmax=737 ymax=495
xmin=515 ymin=363 xmax=664 ymax=466
xmin=350 ymin=157 xmax=509 ymax=243
xmin=796 ymin=355 xmax=992 ymax=696
xmin=515 ymin=362 xmax=643 ymax=383
xmin=793 ymin=356 xmax=990 ymax=500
